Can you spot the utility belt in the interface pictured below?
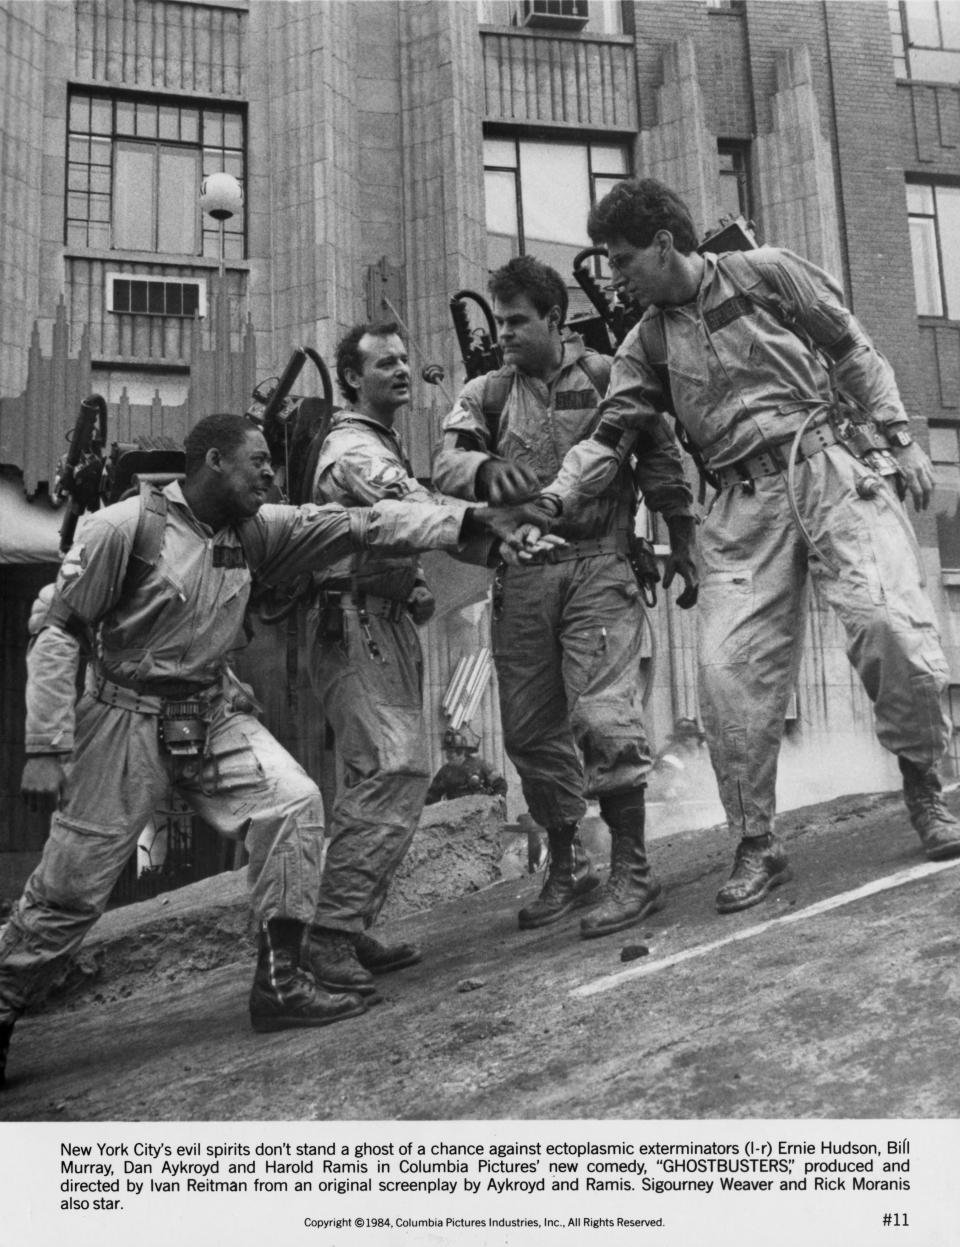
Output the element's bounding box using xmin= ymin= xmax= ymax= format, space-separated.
xmin=316 ymin=588 xmax=407 ymax=621
xmin=91 ymin=667 xmax=255 ymax=757
xmin=520 ymin=533 xmax=626 ymax=566
xmin=315 ymin=586 xmax=408 ymax=662
xmin=493 ymin=534 xmax=626 ymax=621
xmin=713 ymin=421 xmax=838 ymax=491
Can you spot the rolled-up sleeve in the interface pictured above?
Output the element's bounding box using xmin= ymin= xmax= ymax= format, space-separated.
xmin=25 ymin=625 xmax=82 ymax=754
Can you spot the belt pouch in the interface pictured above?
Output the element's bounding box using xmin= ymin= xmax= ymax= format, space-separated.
xmin=159 ymin=699 xmax=206 ymax=756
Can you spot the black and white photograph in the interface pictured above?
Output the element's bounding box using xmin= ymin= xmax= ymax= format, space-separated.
xmin=0 ymin=0 xmax=958 ymax=1243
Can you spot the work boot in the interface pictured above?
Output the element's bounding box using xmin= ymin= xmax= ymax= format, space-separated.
xmin=249 ymin=919 xmax=366 ymax=1034
xmin=353 ymin=930 xmax=421 ymax=975
xmin=900 ymin=758 xmax=960 ymax=860
xmin=0 ymin=1020 xmax=14 ymax=1090
xmin=715 ymin=835 xmax=792 ymax=914
xmin=518 ymin=821 xmax=584 ymax=929
xmin=580 ymin=792 xmax=663 ymax=939
xmin=571 ymin=832 xmax=601 ymax=902
xmin=307 ymin=926 xmax=381 ymax=1000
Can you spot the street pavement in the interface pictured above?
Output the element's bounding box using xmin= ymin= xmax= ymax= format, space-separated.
xmin=2 ymin=787 xmax=959 ymax=1121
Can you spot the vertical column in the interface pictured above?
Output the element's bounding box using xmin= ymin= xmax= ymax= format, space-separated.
xmin=755 ymin=47 xmax=842 ymax=274
xmin=636 ymin=39 xmax=718 ymax=235
xmin=245 ymin=0 xmax=363 ymax=381
xmin=0 ymin=2 xmax=49 ymax=397
xmin=397 ymin=0 xmax=488 ymax=475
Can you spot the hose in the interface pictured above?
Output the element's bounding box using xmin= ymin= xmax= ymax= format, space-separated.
xmin=786 ymin=410 xmax=925 ymax=585
xmin=785 ymin=410 xmax=840 ymax=576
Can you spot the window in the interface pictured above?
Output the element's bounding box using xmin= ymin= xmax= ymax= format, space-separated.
xmin=477 ymin=0 xmax=623 ymax=35
xmin=929 ymin=423 xmax=960 ymax=571
xmin=906 ymin=182 xmax=960 ymax=319
xmin=67 ymin=90 xmax=245 ymax=258
xmin=107 ymin=274 xmax=206 ymax=318
xmin=483 ymin=135 xmax=630 ymax=315
xmin=717 ymin=143 xmax=751 ymax=223
xmin=889 ymin=1 xmax=960 ymax=81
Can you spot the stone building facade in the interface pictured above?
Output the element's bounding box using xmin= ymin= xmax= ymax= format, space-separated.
xmin=2 ymin=0 xmax=960 ymax=876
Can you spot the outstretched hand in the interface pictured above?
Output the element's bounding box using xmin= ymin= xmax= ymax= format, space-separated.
xmin=499 ymin=528 xmax=567 ymax=566
xmin=476 ymin=459 xmax=540 ymax=505
xmin=470 ymin=499 xmax=561 ymax=545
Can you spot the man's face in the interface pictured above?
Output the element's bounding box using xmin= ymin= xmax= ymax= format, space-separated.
xmin=216 ymin=428 xmax=275 ymax=518
xmin=605 ymin=232 xmax=672 ymax=311
xmin=350 ymin=333 xmax=410 ymax=416
xmin=492 ymin=293 xmax=560 ymax=376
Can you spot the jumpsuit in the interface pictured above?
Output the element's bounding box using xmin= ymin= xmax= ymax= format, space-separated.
xmin=434 ymin=333 xmax=693 ymax=831
xmin=0 ymin=482 xmax=468 ymax=1023
xmin=306 ymin=412 xmax=445 ymax=933
xmin=547 ymin=248 xmax=950 ymax=838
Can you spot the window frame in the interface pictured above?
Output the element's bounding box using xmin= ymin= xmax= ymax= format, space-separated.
xmin=906 ymin=179 xmax=960 ymax=321
xmin=889 ymin=0 xmax=960 ymax=82
xmin=482 ymin=129 xmax=632 ymax=289
xmin=65 ymin=88 xmax=247 ymax=259
xmin=929 ymin=421 xmax=960 ymax=573
xmin=717 ymin=140 xmax=753 ymax=225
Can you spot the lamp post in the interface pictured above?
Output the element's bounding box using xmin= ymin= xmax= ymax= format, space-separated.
xmin=199 ymin=172 xmax=243 ymax=278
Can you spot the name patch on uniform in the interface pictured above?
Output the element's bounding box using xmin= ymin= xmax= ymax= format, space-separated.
xmin=704 ymin=294 xmax=753 ymax=334
xmin=213 ymin=546 xmax=246 ymax=568
xmin=555 ymin=390 xmax=597 ymax=411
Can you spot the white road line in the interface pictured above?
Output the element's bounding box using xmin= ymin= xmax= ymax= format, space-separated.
xmin=570 ymin=855 xmax=960 ymax=999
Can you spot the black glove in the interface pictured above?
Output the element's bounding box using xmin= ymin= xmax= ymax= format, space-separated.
xmin=662 ymin=514 xmax=699 ymax=609
xmin=406 ymin=583 xmax=436 ymax=625
xmin=475 ymin=458 xmax=540 ymax=505
xmin=463 ymin=495 xmax=562 ymax=546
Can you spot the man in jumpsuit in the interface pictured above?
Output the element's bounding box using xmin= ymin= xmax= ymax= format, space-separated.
xmin=434 ymin=256 xmax=698 ymax=939
xmin=303 ymin=321 xmax=451 ymax=999
xmin=0 ymin=412 xmax=514 ymax=1086
xmin=519 ymin=178 xmax=960 ymax=914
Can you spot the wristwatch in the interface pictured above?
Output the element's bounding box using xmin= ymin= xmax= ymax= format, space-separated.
xmin=887 ymin=427 xmax=913 ymax=450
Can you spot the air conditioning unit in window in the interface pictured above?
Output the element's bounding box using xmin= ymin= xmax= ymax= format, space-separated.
xmin=521 ymin=0 xmax=589 ymax=31
xmin=106 ymin=274 xmax=207 ymax=319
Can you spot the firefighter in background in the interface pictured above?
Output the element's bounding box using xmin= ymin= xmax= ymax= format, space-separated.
xmin=434 ymin=256 xmax=698 ymax=939
xmin=425 ymin=727 xmax=508 ymax=805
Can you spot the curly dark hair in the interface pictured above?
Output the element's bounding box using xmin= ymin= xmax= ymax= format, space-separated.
xmin=587 ymin=178 xmax=699 ymax=255
xmin=183 ymin=412 xmax=257 ymax=476
xmin=334 ymin=321 xmax=403 ymax=403
xmin=487 ymin=255 xmax=569 ymax=328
